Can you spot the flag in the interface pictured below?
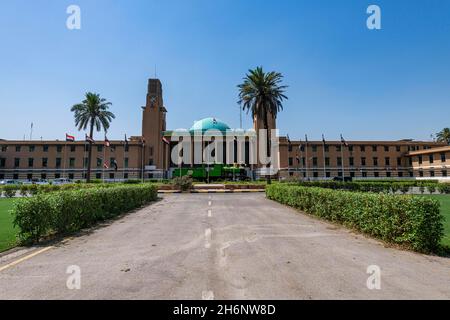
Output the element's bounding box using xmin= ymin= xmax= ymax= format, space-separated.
xmin=112 ymin=159 xmax=118 ymax=171
xmin=105 ymin=136 xmax=110 ymax=147
xmin=66 ymin=133 xmax=75 ymax=142
xmin=162 ymin=136 xmax=170 ymax=145
xmin=85 ymin=134 xmax=94 ymax=144
xmin=340 ymin=134 xmax=348 ymax=147
xmin=103 ymin=162 xmax=109 ymax=169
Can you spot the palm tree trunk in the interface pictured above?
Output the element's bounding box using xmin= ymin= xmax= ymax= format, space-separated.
xmin=264 ymin=111 xmax=272 ymax=185
xmin=86 ymin=121 xmax=94 ymax=183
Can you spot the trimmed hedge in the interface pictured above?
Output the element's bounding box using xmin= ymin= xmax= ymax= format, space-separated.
xmin=266 ymin=184 xmax=443 ymax=253
xmin=12 ymin=184 xmax=158 ymax=243
xmin=282 ymin=180 xmax=450 ymax=194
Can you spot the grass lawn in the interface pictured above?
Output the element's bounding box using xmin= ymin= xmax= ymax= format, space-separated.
xmin=0 ymin=198 xmax=18 ymax=252
xmin=422 ymin=195 xmax=450 ymax=247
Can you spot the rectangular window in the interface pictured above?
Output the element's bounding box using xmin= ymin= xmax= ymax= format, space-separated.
xmin=349 ymin=157 xmax=354 ymax=166
xmin=374 ymin=172 xmax=379 ymax=177
xmin=97 ymin=145 xmax=103 ymax=152
xmin=419 ymin=171 xmax=424 ymax=177
xmin=397 ymin=158 xmax=402 ymax=166
xmin=96 ymin=173 xmax=102 ymax=179
xmin=384 ymin=146 xmax=389 ymax=152
xmin=442 ymin=170 xmax=448 ymax=177
xmin=409 ymin=171 xmax=414 ymax=177
xmin=409 ymin=157 xmax=413 ymax=166
xmin=324 ymin=145 xmax=329 ymax=152
xmin=372 ymin=146 xmax=377 ymax=152
xmin=398 ymin=172 xmax=403 ymax=177
xmin=430 ymin=170 xmax=435 ymax=177
xmin=97 ymin=158 xmax=102 ymax=168
xmin=361 ymin=157 xmax=366 ymax=166
xmin=360 ymin=146 xmax=366 ymax=152
xmin=312 ymin=145 xmax=317 ymax=153
xmin=70 ymin=145 xmax=76 ymax=152
xmin=28 ymin=158 xmax=34 ymax=167
xmin=69 ymin=173 xmax=74 ymax=180
xmin=150 ymin=146 xmax=154 ymax=157
xmin=15 ymin=146 xmax=21 ymax=152
xmin=336 ymin=145 xmax=341 ymax=152
xmin=288 ymin=144 xmax=292 ymax=152
xmin=42 ymin=158 xmax=48 ymax=167
xmin=325 ymin=157 xmax=330 ymax=166
xmin=56 ymin=158 xmax=62 ymax=168
xmin=385 ymin=157 xmax=390 ymax=166
xmin=27 ymin=173 xmax=32 ymax=180
xmin=41 ymin=173 xmax=47 ymax=180
xmin=326 ymin=172 xmax=331 ymax=178
xmin=418 ymin=156 xmax=423 ymax=165
xmin=0 ymin=174 xmax=4 ymax=180
xmin=55 ymin=173 xmax=61 ymax=179
xmin=312 ymin=157 xmax=318 ymax=167
xmin=373 ymin=157 xmax=378 ymax=166
xmin=441 ymin=153 xmax=446 ymax=162
xmin=396 ymin=146 xmax=401 ymax=152
xmin=109 ymin=173 xmax=115 ymax=179
xmin=43 ymin=145 xmax=49 ymax=152
xmin=57 ymin=145 xmax=63 ymax=153
xmin=125 ymin=144 xmax=129 ymax=152
xmin=386 ymin=172 xmax=391 ymax=177
xmin=350 ymin=171 xmax=355 ymax=178
xmin=29 ymin=145 xmax=35 ymax=152
xmin=313 ymin=172 xmax=318 ymax=178
xmin=362 ymin=171 xmax=367 ymax=177
xmin=124 ymin=173 xmax=129 ymax=179
xmin=69 ymin=158 xmax=75 ymax=168
xmin=0 ymin=158 xmax=5 ymax=168
xmin=14 ymin=158 xmax=20 ymax=168
xmin=348 ymin=145 xmax=353 ymax=152
xmin=288 ymin=157 xmax=293 ymax=166
xmin=337 ymin=157 xmax=342 ymax=166
xmin=429 ymin=155 xmax=434 ymax=164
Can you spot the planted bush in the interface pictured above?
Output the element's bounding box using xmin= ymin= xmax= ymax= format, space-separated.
xmin=266 ymin=184 xmax=443 ymax=253
xmin=172 ymin=176 xmax=193 ymax=191
xmin=12 ymin=184 xmax=158 ymax=243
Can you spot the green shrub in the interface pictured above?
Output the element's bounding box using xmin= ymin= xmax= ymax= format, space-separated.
xmin=2 ymin=185 xmax=17 ymax=198
xmin=172 ymin=176 xmax=193 ymax=191
xmin=266 ymin=184 xmax=443 ymax=253
xmin=12 ymin=184 xmax=158 ymax=243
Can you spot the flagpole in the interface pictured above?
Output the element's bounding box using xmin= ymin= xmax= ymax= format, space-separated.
xmin=298 ymin=140 xmax=303 ymax=181
xmin=305 ymin=135 xmax=309 ymax=181
xmin=63 ymin=141 xmax=67 ymax=179
xmin=322 ymin=135 xmax=326 ymax=180
xmin=341 ymin=134 xmax=345 ymax=182
xmin=103 ymin=136 xmax=106 ymax=182
xmin=83 ymin=140 xmax=87 ymax=181
xmin=123 ymin=135 xmax=126 ymax=181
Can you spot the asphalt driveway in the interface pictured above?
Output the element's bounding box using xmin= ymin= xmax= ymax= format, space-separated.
xmin=0 ymin=193 xmax=449 ymax=299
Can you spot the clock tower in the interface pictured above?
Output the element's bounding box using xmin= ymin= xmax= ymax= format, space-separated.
xmin=141 ymin=78 xmax=168 ymax=170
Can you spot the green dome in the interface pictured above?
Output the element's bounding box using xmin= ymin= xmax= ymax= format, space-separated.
xmin=190 ymin=117 xmax=231 ymax=134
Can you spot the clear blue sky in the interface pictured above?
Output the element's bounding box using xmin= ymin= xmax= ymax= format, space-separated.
xmin=1 ymin=0 xmax=449 ymax=142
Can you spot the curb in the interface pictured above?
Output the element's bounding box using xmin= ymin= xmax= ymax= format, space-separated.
xmin=158 ymin=189 xmax=266 ymax=194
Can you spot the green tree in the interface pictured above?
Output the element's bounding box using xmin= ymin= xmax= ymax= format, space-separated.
xmin=436 ymin=128 xmax=450 ymax=145
xmin=71 ymin=92 xmax=115 ymax=182
xmin=238 ymin=67 xmax=288 ymax=184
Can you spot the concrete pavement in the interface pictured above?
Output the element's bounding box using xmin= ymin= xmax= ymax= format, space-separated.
xmin=0 ymin=193 xmax=449 ymax=299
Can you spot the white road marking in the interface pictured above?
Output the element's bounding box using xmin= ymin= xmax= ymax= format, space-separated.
xmin=0 ymin=246 xmax=54 ymax=272
xmin=208 ymin=209 xmax=212 ymax=217
xmin=205 ymin=228 xmax=212 ymax=248
xmin=208 ymin=201 xmax=212 ymax=206
xmin=202 ymin=290 xmax=214 ymax=300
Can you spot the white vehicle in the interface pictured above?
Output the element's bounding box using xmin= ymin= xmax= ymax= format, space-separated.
xmin=52 ymin=178 xmax=72 ymax=185
xmin=0 ymin=179 xmax=20 ymax=185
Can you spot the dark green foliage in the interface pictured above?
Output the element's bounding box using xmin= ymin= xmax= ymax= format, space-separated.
xmin=266 ymin=184 xmax=443 ymax=253
xmin=12 ymin=184 xmax=157 ymax=243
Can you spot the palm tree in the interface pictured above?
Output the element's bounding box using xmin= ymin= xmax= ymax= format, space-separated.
xmin=71 ymin=92 xmax=115 ymax=182
xmin=436 ymin=128 xmax=450 ymax=145
xmin=238 ymin=66 xmax=288 ymax=184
